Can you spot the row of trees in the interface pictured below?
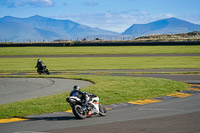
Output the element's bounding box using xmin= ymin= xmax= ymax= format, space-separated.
xmin=0 ymin=35 xmax=136 ymax=43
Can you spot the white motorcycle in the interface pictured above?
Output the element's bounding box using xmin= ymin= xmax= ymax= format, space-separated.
xmin=66 ymin=93 xmax=107 ymax=119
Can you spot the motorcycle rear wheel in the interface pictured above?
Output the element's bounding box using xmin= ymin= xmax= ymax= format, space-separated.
xmin=37 ymin=69 xmax=42 ymax=75
xmin=72 ymin=105 xmax=87 ymax=119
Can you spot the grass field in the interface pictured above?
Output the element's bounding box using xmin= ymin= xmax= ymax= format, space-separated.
xmin=0 ymin=56 xmax=199 ymax=72
xmin=0 ymin=46 xmax=200 ymax=56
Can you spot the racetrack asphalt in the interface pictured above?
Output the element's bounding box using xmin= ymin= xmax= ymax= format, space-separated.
xmin=47 ymin=111 xmax=200 ymax=133
xmin=0 ymin=53 xmax=200 ymax=58
xmin=0 ymin=78 xmax=93 ymax=105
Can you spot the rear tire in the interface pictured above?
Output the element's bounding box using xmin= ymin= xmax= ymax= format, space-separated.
xmin=99 ymin=104 xmax=107 ymax=116
xmin=72 ymin=105 xmax=87 ymax=119
xmin=37 ymin=69 xmax=42 ymax=75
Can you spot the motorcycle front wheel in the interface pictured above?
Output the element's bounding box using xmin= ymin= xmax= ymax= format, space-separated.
xmin=72 ymin=105 xmax=87 ymax=119
xmin=44 ymin=69 xmax=50 ymax=75
xmin=99 ymin=104 xmax=107 ymax=116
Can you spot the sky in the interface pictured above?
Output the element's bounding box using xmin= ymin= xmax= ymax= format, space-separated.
xmin=0 ymin=0 xmax=200 ymax=33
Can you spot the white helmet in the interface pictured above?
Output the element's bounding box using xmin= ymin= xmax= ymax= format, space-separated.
xmin=73 ymin=85 xmax=80 ymax=91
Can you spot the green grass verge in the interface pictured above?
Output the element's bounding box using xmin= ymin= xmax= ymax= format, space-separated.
xmin=0 ymin=56 xmax=200 ymax=72
xmin=57 ymin=71 xmax=200 ymax=75
xmin=0 ymin=75 xmax=189 ymax=119
xmin=0 ymin=46 xmax=200 ymax=56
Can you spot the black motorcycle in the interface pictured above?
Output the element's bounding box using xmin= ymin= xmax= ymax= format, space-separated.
xmin=36 ymin=65 xmax=50 ymax=75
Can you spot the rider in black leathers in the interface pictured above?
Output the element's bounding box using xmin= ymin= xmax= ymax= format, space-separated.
xmin=70 ymin=85 xmax=90 ymax=110
xmin=35 ymin=59 xmax=44 ymax=71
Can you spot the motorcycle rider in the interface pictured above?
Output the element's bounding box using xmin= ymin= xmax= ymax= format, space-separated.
xmin=35 ymin=59 xmax=45 ymax=71
xmin=70 ymin=85 xmax=90 ymax=110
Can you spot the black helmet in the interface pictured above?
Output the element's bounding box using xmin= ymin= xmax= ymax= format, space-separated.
xmin=73 ymin=85 xmax=80 ymax=91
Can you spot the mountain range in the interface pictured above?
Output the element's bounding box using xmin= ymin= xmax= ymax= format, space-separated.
xmin=122 ymin=17 xmax=200 ymax=37
xmin=0 ymin=15 xmax=200 ymax=42
xmin=0 ymin=15 xmax=118 ymax=42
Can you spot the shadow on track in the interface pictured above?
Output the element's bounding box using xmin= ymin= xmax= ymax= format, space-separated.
xmin=27 ymin=115 xmax=76 ymax=121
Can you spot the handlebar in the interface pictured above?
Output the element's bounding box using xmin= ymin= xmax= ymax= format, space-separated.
xmin=84 ymin=92 xmax=96 ymax=97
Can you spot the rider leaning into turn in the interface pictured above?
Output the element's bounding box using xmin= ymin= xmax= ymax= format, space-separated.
xmin=70 ymin=85 xmax=91 ymax=110
xmin=35 ymin=59 xmax=44 ymax=70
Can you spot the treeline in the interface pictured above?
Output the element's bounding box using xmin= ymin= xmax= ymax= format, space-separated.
xmin=0 ymin=41 xmax=200 ymax=47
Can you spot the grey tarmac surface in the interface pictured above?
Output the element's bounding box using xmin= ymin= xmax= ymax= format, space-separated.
xmin=71 ymin=68 xmax=200 ymax=73
xmin=109 ymin=73 xmax=200 ymax=83
xmin=48 ymin=111 xmax=200 ymax=133
xmin=0 ymin=78 xmax=93 ymax=105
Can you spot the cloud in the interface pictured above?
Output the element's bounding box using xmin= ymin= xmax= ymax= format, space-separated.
xmin=51 ymin=10 xmax=182 ymax=33
xmin=83 ymin=1 xmax=98 ymax=6
xmin=0 ymin=0 xmax=54 ymax=8
xmin=165 ymin=14 xmax=175 ymax=18
xmin=31 ymin=0 xmax=54 ymax=7
xmin=52 ymin=9 xmax=152 ymax=32
xmin=0 ymin=0 xmax=26 ymax=8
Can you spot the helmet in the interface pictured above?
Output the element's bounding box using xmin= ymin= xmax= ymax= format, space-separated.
xmin=73 ymin=85 xmax=80 ymax=91
xmin=37 ymin=59 xmax=41 ymax=62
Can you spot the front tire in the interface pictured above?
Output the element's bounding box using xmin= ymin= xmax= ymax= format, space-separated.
xmin=99 ymin=104 xmax=107 ymax=116
xmin=45 ymin=69 xmax=50 ymax=75
xmin=72 ymin=105 xmax=87 ymax=119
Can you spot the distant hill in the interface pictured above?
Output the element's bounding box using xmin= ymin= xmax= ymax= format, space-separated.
xmin=132 ymin=31 xmax=200 ymax=42
xmin=122 ymin=17 xmax=200 ymax=37
xmin=1 ymin=16 xmax=200 ymax=42
xmin=0 ymin=15 xmax=118 ymax=42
